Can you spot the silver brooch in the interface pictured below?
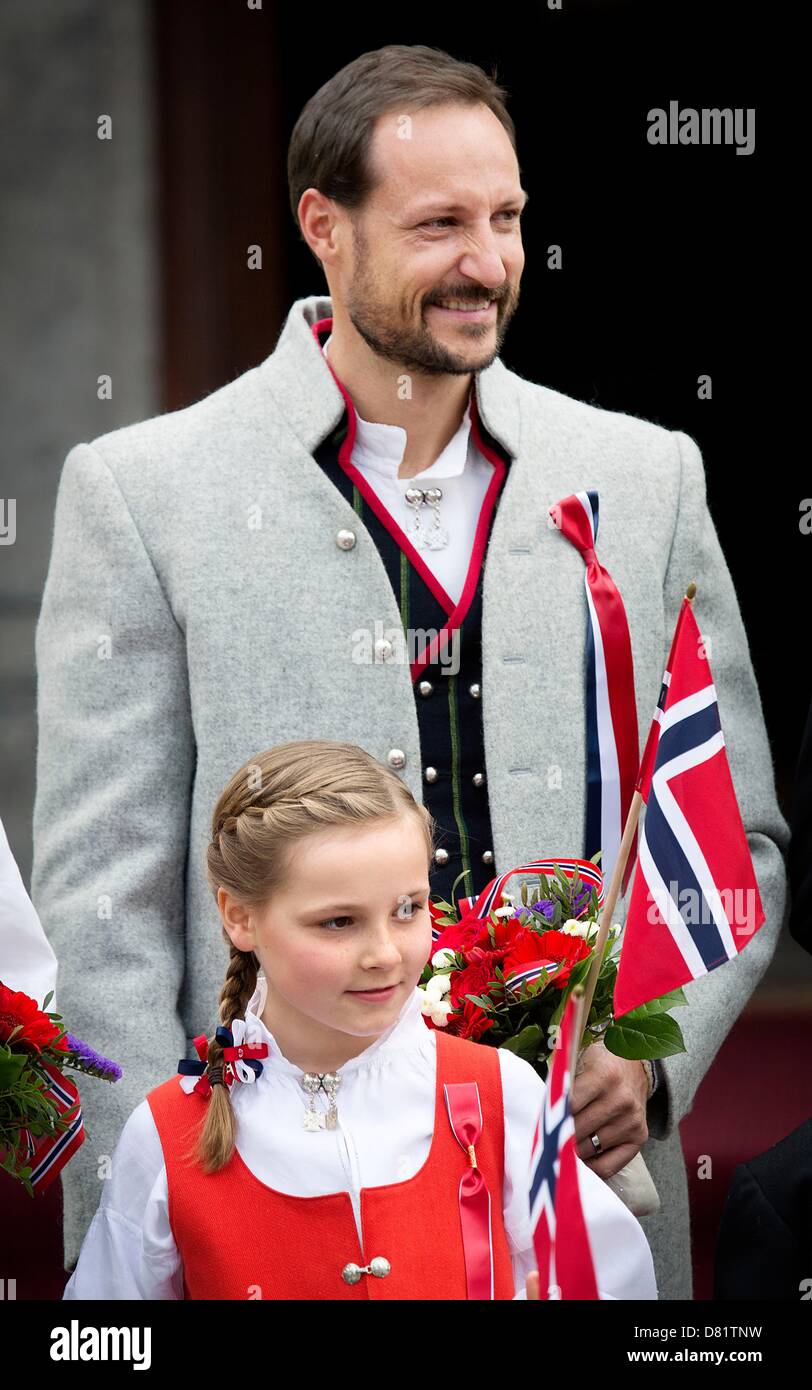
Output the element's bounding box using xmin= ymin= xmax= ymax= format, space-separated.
xmin=300 ymin=1071 xmax=342 ymax=1131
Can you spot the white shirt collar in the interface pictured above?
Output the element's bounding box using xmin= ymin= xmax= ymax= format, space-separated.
xmin=243 ymin=975 xmax=429 ymax=1079
xmin=322 ymin=333 xmax=472 ymax=482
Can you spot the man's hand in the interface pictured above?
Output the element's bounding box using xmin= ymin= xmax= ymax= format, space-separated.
xmin=570 ymin=1039 xmax=649 ymax=1179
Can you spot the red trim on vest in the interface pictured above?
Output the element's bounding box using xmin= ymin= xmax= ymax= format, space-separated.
xmin=311 ymin=317 xmax=508 ymax=684
xmin=147 ymin=1027 xmax=516 ymax=1300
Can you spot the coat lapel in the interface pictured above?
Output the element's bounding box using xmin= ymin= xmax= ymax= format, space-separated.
xmin=258 ymin=295 xmax=593 ymax=877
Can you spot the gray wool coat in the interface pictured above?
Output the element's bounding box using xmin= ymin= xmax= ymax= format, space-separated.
xmin=31 ymin=293 xmax=790 ymax=1296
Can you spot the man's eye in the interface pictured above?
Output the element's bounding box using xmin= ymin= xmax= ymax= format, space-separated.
xmin=420 ymin=211 xmax=521 ymax=230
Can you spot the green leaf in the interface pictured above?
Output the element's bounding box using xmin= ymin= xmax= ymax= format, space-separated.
xmin=464 ymin=993 xmax=496 ymax=1012
xmin=0 ymin=1051 xmax=28 ymax=1090
xmin=603 ymin=1011 xmax=687 ymax=1060
xmin=499 ymin=1024 xmax=542 ymax=1063
xmin=450 ymin=867 xmax=473 ymax=900
xmin=617 ymin=988 xmax=688 ymax=1019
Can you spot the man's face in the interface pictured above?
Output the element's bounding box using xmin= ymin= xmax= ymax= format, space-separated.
xmin=329 ymin=102 xmax=526 ymax=375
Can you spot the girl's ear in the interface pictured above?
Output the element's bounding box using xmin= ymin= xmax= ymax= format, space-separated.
xmin=217 ymin=887 xmax=257 ymax=954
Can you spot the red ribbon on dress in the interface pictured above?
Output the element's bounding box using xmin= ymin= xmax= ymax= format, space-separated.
xmin=444 ymin=1081 xmax=494 ymax=1299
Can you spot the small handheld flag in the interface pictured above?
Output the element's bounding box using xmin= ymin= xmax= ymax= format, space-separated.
xmin=18 ymin=1060 xmax=84 ymax=1192
xmin=614 ymin=590 xmax=765 ymax=1016
xmin=528 ymin=989 xmax=600 ymax=1299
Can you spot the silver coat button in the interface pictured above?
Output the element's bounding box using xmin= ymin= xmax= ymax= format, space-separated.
xmin=418 ymin=680 xmax=433 ymax=697
xmin=387 ymin=748 xmax=406 ymax=770
xmin=469 ymin=683 xmax=481 ymax=699
xmin=424 ymin=766 xmax=438 ymax=783
xmin=434 ymin=848 xmax=450 ymax=865
xmin=374 ymin=638 xmax=393 ymax=662
xmin=341 ymin=1256 xmax=391 ymax=1284
xmin=336 ymin=529 xmax=357 ymax=550
xmin=473 ymin=772 xmax=485 ymax=787
xmin=481 ymin=850 xmax=494 ymax=865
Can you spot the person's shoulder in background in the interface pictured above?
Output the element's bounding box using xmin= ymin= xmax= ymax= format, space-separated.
xmin=715 ymin=1115 xmax=812 ymax=1300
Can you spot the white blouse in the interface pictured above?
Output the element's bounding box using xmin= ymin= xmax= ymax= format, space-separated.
xmin=63 ymin=980 xmax=657 ymax=1301
xmin=322 ymin=334 xmax=495 ymax=608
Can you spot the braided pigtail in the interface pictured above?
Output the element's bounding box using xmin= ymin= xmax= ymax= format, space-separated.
xmin=181 ymin=937 xmax=259 ymax=1173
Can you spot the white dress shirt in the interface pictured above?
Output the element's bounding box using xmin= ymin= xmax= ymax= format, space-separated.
xmin=63 ymin=976 xmax=657 ymax=1301
xmin=322 ymin=335 xmax=496 ymax=607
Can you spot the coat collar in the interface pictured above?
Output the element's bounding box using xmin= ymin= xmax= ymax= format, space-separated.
xmin=258 ymin=293 xmax=523 ymax=462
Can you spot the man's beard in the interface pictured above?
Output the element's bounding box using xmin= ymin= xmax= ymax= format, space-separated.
xmin=344 ymin=224 xmax=519 ymax=376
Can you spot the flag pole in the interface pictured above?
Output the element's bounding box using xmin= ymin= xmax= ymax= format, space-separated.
xmin=568 ymin=984 xmax=586 ymax=1077
xmin=576 ymin=580 xmax=697 ymax=1043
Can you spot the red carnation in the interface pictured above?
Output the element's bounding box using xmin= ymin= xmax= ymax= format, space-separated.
xmin=432 ymin=907 xmax=488 ymax=960
xmin=449 ymin=997 xmax=496 ymax=1043
xmin=0 ymin=983 xmax=69 ymax=1054
xmin=503 ymin=928 xmax=591 ymax=989
xmin=449 ymin=956 xmax=497 ymax=1013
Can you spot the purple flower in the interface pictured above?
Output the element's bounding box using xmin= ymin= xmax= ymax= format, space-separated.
xmin=529 ymin=898 xmax=556 ymax=921
xmin=572 ymin=885 xmax=593 ymax=917
xmin=64 ymin=1033 xmax=122 ymax=1081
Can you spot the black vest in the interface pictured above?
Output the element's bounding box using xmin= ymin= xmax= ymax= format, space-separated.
xmin=311 ymin=328 xmax=512 ymax=908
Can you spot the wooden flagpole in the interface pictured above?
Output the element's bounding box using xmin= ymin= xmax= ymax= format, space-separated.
xmin=576 ymin=580 xmax=697 ymax=1045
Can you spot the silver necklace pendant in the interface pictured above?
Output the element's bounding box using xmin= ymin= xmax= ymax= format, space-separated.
xmin=422 ymin=487 xmax=449 ymax=550
xmin=300 ymin=1070 xmax=342 ymax=1131
xmin=404 ymin=486 xmax=424 ymax=545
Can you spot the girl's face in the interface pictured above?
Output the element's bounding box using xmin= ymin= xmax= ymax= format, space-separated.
xmin=218 ymin=814 xmax=433 ymax=1060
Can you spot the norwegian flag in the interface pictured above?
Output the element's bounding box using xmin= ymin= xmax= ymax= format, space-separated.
xmin=528 ymin=991 xmax=599 ymax=1299
xmin=528 ymin=995 xmax=600 ymax=1295
xmin=17 ymin=1059 xmax=84 ymax=1192
xmin=614 ymin=596 xmax=765 ymax=1016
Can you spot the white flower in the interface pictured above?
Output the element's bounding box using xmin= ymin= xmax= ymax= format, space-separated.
xmin=610 ymin=922 xmax=623 ymax=940
xmin=492 ymin=904 xmax=515 ymax=918
xmin=425 ymin=972 xmax=452 ymax=1000
xmin=431 ymin=947 xmax=457 ymax=969
xmin=561 ymin=918 xmax=590 ymax=938
xmin=417 ymin=988 xmax=454 ymax=1027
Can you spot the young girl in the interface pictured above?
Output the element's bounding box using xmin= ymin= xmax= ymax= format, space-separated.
xmin=63 ymin=739 xmax=656 ymax=1300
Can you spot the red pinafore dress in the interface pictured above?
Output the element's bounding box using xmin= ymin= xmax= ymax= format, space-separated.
xmin=146 ymin=1027 xmax=517 ymax=1300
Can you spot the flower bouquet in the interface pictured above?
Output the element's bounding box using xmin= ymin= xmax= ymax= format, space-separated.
xmin=0 ymin=982 xmax=121 ymax=1196
xmin=418 ymin=856 xmax=687 ymax=1217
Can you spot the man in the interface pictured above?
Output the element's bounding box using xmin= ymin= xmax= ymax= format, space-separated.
xmin=32 ymin=44 xmax=788 ymax=1298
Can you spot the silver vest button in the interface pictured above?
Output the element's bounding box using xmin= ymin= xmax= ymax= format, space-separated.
xmin=472 ymin=772 xmax=485 ymax=787
xmin=481 ymin=849 xmax=494 ymax=865
xmin=336 ymin=528 xmax=357 ymax=550
xmin=341 ymin=1256 xmax=391 ymax=1285
xmin=469 ymin=682 xmax=481 ymax=699
xmin=418 ymin=680 xmax=433 ymax=697
xmin=387 ymin=748 xmax=406 ymax=770
xmin=424 ymin=766 xmax=438 ymax=783
xmin=374 ymin=638 xmax=393 ymax=662
xmin=434 ymin=848 xmax=449 ymax=866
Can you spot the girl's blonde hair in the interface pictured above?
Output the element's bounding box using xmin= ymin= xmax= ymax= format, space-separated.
xmin=187 ymin=739 xmax=436 ymax=1173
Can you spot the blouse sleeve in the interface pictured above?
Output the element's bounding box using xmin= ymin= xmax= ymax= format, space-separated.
xmin=62 ymin=1099 xmax=184 ymax=1300
xmin=496 ymin=1048 xmax=658 ymax=1301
